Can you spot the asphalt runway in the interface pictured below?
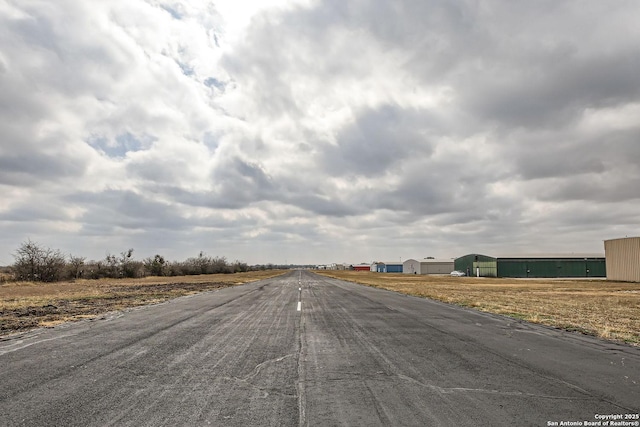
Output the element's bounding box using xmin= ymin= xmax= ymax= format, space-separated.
xmin=1 ymin=270 xmax=638 ymax=426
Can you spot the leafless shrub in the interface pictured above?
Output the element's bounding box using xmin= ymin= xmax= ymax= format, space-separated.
xmin=9 ymin=242 xmax=258 ymax=283
xmin=12 ymin=240 xmax=66 ymax=282
xmin=67 ymin=255 xmax=86 ymax=279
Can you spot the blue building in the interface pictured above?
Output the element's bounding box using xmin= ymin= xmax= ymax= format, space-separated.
xmin=375 ymin=261 xmax=403 ymax=273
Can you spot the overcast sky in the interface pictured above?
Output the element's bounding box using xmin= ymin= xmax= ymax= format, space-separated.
xmin=1 ymin=0 xmax=639 ymax=265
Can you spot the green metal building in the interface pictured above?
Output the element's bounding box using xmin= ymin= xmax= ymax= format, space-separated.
xmin=454 ymin=254 xmax=497 ymax=277
xmin=496 ymin=255 xmax=606 ymax=278
xmin=454 ymin=254 xmax=606 ymax=278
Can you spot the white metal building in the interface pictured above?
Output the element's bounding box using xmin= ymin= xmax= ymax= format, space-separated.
xmin=402 ymin=259 xmax=454 ymax=274
xmin=421 ymin=259 xmax=455 ymax=274
xmin=403 ymin=259 xmax=420 ymax=274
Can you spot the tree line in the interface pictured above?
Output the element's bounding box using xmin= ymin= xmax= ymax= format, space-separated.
xmin=5 ymin=240 xmax=272 ymax=283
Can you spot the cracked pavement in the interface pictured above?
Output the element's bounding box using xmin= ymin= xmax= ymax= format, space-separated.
xmin=0 ymin=270 xmax=638 ymax=426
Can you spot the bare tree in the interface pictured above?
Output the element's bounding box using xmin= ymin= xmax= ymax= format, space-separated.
xmin=67 ymin=255 xmax=86 ymax=279
xmin=104 ymin=253 xmax=119 ymax=278
xmin=39 ymin=249 xmax=66 ymax=282
xmin=13 ymin=240 xmax=41 ymax=281
xmin=119 ymin=249 xmax=137 ymax=278
xmin=12 ymin=240 xmax=66 ymax=282
xmin=144 ymin=254 xmax=167 ymax=277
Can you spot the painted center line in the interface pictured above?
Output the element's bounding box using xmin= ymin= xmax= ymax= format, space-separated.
xmin=297 ymin=301 xmax=302 ymax=311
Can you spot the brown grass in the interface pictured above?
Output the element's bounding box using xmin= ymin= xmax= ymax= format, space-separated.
xmin=0 ymin=270 xmax=286 ymax=337
xmin=316 ymin=270 xmax=640 ymax=345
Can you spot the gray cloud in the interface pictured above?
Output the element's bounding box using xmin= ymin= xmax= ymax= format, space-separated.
xmin=463 ymin=51 xmax=640 ymax=129
xmin=67 ymin=190 xmax=189 ymax=232
xmin=1 ymin=0 xmax=639 ymax=264
xmin=322 ymin=104 xmax=437 ymax=177
xmin=0 ymin=150 xmax=86 ymax=187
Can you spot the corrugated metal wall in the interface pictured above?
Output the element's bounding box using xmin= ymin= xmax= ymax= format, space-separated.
xmin=475 ymin=261 xmax=497 ymax=277
xmin=497 ymin=258 xmax=606 ymax=278
xmin=454 ymin=254 xmax=475 ymax=273
xmin=403 ymin=259 xmax=420 ymax=274
xmin=586 ymin=259 xmax=607 ymax=277
xmin=376 ymin=263 xmax=403 ymax=273
xmin=420 ymin=262 xmax=454 ymax=274
xmin=497 ymin=260 xmax=528 ymax=277
xmin=454 ymin=254 xmax=606 ymax=278
xmin=605 ymin=237 xmax=640 ymax=282
xmin=454 ymin=254 xmax=497 ymax=277
xmin=386 ymin=264 xmax=403 ymax=273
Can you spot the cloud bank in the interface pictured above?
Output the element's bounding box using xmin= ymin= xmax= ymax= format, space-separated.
xmin=1 ymin=0 xmax=639 ymax=264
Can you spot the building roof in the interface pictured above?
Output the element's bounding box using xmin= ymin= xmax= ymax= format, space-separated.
xmin=454 ymin=253 xmax=497 ymax=261
xmin=495 ymin=253 xmax=604 ymax=259
xmin=604 ymin=236 xmax=640 ymax=243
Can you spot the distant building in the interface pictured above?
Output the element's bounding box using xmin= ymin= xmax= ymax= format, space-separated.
xmin=497 ymin=254 xmax=605 ymax=278
xmin=403 ymin=259 xmax=454 ymax=274
xmin=454 ymin=254 xmax=497 ymax=277
xmin=605 ymin=237 xmax=640 ymax=282
xmin=403 ymin=259 xmax=420 ymax=274
xmin=454 ymin=253 xmax=606 ymax=278
xmin=375 ymin=261 xmax=403 ymax=273
xmin=420 ymin=259 xmax=454 ymax=274
xmin=352 ymin=264 xmax=372 ymax=271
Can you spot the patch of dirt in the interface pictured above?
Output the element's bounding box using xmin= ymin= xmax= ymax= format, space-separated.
xmin=0 ymin=281 xmax=232 ymax=335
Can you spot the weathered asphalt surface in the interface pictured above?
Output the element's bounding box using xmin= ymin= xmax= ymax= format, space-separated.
xmin=1 ymin=270 xmax=638 ymax=426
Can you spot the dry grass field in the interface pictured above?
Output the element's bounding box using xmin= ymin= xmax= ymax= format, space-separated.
xmin=0 ymin=270 xmax=286 ymax=337
xmin=316 ymin=270 xmax=640 ymax=345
